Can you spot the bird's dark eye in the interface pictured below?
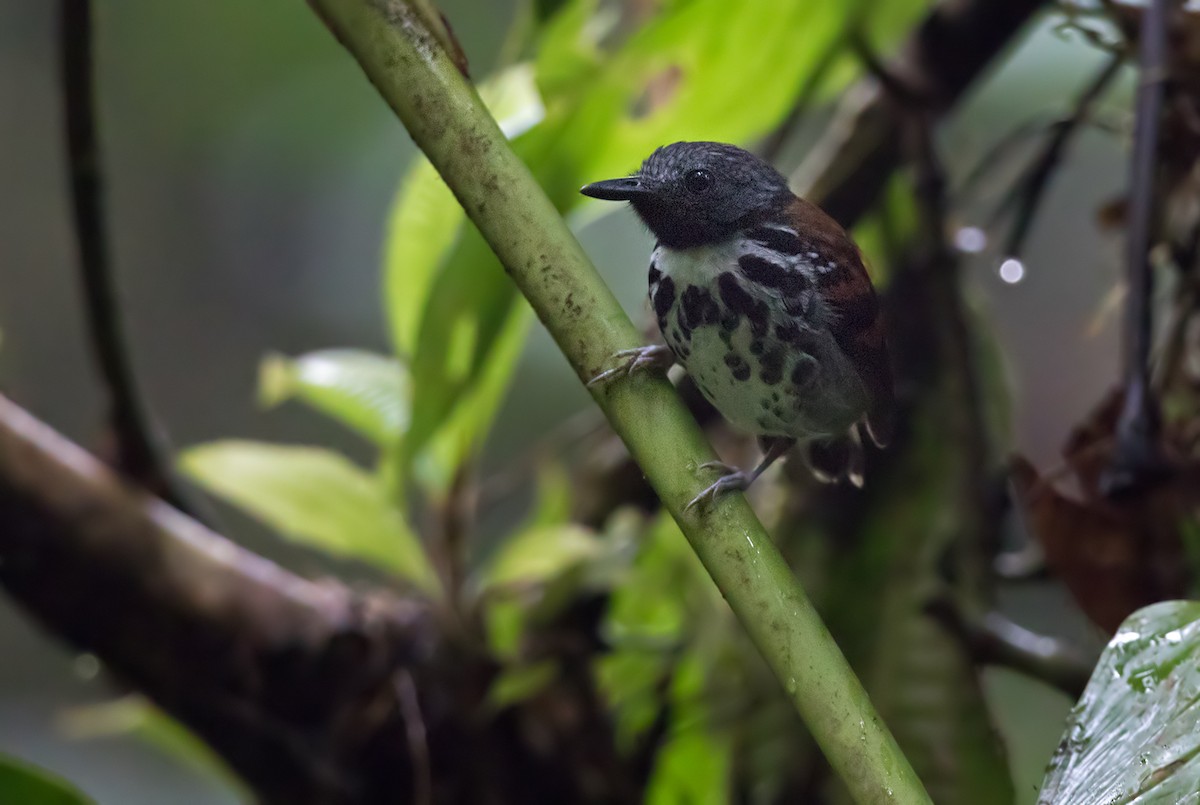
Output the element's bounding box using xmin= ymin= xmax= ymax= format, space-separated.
xmin=684 ymin=169 xmax=713 ymax=194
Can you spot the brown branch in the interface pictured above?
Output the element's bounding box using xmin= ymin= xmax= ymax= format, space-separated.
xmin=0 ymin=392 xmax=435 ymax=803
xmin=926 ymin=600 xmax=1095 ymax=699
xmin=0 ymin=393 xmax=668 ymax=804
xmin=793 ymin=0 xmax=1048 ymax=224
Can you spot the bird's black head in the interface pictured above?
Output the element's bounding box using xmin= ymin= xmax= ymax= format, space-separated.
xmin=580 ymin=141 xmax=793 ymax=249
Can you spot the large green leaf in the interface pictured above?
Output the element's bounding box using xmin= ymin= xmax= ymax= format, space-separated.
xmin=384 ymin=155 xmax=466 ymax=362
xmin=180 ymin=441 xmax=439 ymax=594
xmin=390 ymin=65 xmax=543 ymax=491
xmin=0 ymin=756 xmax=91 ymax=805
xmin=1038 ymin=601 xmax=1200 ymax=804
xmin=411 ymin=296 xmax=532 ymax=493
xmin=258 ymin=349 xmax=409 ymax=446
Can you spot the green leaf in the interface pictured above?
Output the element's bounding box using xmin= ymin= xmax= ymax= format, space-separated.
xmin=180 ymin=441 xmax=439 ymax=594
xmin=596 ymin=649 xmax=670 ymax=752
xmin=395 ymin=65 xmax=544 ymax=490
xmin=1038 ymin=601 xmax=1200 ymax=804
xmin=486 ymin=660 xmax=559 ymax=711
xmin=0 ymin=755 xmax=91 ymax=805
xmin=645 ymin=653 xmax=731 ymax=805
xmin=59 ymin=696 xmax=245 ymax=799
xmin=484 ymin=596 xmax=527 ymax=660
xmin=533 ymin=0 xmax=601 ymax=102
xmin=524 ymin=461 xmax=574 ymax=529
xmin=605 ymin=512 xmax=712 ymax=647
xmin=258 ymin=349 xmax=409 ymax=446
xmin=480 ymin=523 xmax=603 ymax=592
xmin=384 ymin=155 xmax=464 ymax=361
xmin=411 ymin=297 xmax=532 ymax=494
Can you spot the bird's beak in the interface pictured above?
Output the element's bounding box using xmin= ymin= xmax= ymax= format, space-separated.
xmin=579 ymin=176 xmax=653 ymax=201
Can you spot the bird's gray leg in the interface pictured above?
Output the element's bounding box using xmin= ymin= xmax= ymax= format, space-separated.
xmin=686 ymin=437 xmax=795 ymax=511
xmin=586 ymin=344 xmax=675 ymax=386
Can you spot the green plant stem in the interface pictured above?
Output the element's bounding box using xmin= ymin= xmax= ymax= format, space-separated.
xmin=308 ymin=2 xmax=930 ymax=802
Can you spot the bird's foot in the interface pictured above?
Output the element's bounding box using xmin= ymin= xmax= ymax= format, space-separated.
xmin=685 ymin=462 xmax=753 ymax=511
xmin=587 ymin=344 xmax=674 ymax=387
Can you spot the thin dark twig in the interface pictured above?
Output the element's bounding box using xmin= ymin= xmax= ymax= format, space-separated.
xmin=395 ymin=670 xmax=433 ymax=805
xmin=926 ymin=600 xmax=1095 ymax=698
xmin=1102 ymin=0 xmax=1170 ymax=496
xmin=759 ymin=32 xmax=847 ymax=163
xmin=59 ymin=0 xmax=196 ymax=513
xmin=997 ymin=53 xmax=1126 ymax=259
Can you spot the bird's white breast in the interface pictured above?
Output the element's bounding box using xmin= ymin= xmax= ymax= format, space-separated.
xmin=650 ymin=235 xmax=867 ymax=440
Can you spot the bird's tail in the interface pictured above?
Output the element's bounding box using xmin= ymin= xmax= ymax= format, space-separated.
xmin=805 ymin=428 xmax=865 ymax=488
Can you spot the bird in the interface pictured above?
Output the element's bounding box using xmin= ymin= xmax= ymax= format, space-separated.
xmin=580 ymin=141 xmax=894 ymax=510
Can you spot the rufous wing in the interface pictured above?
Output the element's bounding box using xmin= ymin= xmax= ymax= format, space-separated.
xmin=785 ymin=197 xmax=895 ymax=448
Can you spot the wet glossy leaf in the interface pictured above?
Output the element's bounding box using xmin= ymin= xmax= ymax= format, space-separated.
xmin=181 ymin=441 xmax=439 ymax=594
xmin=1039 ymin=601 xmax=1200 ymax=803
xmin=0 ymin=755 xmax=91 ymax=805
xmin=258 ymin=349 xmax=409 ymax=446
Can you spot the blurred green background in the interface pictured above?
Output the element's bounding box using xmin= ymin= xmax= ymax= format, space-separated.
xmin=0 ymin=1 xmax=1132 ymax=801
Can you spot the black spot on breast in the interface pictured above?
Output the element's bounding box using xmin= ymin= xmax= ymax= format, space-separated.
xmin=653 ymin=275 xmax=676 ymax=320
xmin=750 ymin=339 xmax=765 ymax=356
xmin=680 ymin=285 xmax=719 ymax=330
xmin=718 ymin=272 xmax=768 ymax=337
xmin=760 ymin=347 xmax=785 ymax=385
xmin=648 ymin=262 xmax=662 ymax=285
xmin=746 ymin=226 xmax=804 ymax=255
xmin=739 ymin=255 xmax=807 ymax=297
xmin=724 ymin=352 xmax=751 ymax=381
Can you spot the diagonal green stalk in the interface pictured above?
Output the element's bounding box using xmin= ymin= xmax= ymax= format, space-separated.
xmin=308 ymin=1 xmax=930 ymax=802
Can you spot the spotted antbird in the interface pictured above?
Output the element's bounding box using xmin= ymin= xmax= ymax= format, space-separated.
xmin=582 ymin=142 xmax=894 ymax=508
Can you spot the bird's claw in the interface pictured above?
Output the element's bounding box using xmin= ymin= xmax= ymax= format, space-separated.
xmin=586 ymin=345 xmax=673 ymax=387
xmin=684 ymin=465 xmax=751 ymax=511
